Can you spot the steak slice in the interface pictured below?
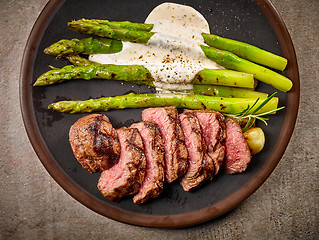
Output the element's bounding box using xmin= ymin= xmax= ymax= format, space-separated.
xmin=179 ymin=111 xmax=208 ymax=191
xmin=189 ymin=110 xmax=226 ymax=177
xmin=69 ymin=114 xmax=120 ymax=173
xmin=130 ymin=121 xmax=165 ymax=204
xmin=224 ymin=118 xmax=251 ymax=174
xmin=97 ymin=127 xmax=146 ymax=202
xmin=142 ymin=107 xmax=188 ymax=183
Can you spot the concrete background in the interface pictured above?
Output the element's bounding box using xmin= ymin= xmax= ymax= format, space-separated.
xmin=0 ymin=0 xmax=318 ymax=239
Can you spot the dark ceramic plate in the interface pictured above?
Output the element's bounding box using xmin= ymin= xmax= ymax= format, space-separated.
xmin=20 ymin=0 xmax=299 ymax=228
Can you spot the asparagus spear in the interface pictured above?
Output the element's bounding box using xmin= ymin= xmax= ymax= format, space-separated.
xmin=60 ymin=57 xmax=265 ymax=98
xmin=200 ymin=45 xmax=293 ymax=92
xmin=33 ymin=64 xmax=154 ymax=87
xmin=193 ymin=69 xmax=255 ymax=89
xmin=37 ymin=57 xmax=266 ymax=98
xmin=48 ymin=93 xmax=279 ymax=114
xmin=88 ymin=19 xmax=153 ymax=31
xmin=35 ymin=55 xmax=258 ymax=89
xmin=202 ymin=33 xmax=287 ymax=71
xmin=67 ymin=55 xmax=256 ymax=89
xmin=192 ymin=85 xmax=269 ymax=98
xmin=68 ymin=19 xmax=154 ymax=44
xmin=65 ymin=55 xmax=96 ymax=66
xmin=44 ymin=38 xmax=122 ymax=57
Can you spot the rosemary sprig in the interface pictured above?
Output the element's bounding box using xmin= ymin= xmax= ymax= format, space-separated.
xmin=224 ymin=92 xmax=285 ymax=132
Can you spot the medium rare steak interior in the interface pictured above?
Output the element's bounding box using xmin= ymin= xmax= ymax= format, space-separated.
xmin=98 ymin=127 xmax=146 ymax=202
xmin=179 ymin=111 xmax=210 ymax=191
xmin=191 ymin=110 xmax=226 ymax=177
xmin=69 ymin=114 xmax=121 ymax=173
xmin=142 ymin=107 xmax=188 ymax=183
xmin=130 ymin=121 xmax=165 ymax=204
xmin=224 ymin=118 xmax=251 ymax=174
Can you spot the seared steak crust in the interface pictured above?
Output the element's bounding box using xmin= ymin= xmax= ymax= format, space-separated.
xmin=179 ymin=111 xmax=208 ymax=191
xmin=142 ymin=107 xmax=188 ymax=183
xmin=69 ymin=114 xmax=120 ymax=173
xmin=188 ymin=110 xmax=226 ymax=177
xmin=224 ymin=118 xmax=251 ymax=174
xmin=97 ymin=127 xmax=146 ymax=202
xmin=131 ymin=121 xmax=165 ymax=204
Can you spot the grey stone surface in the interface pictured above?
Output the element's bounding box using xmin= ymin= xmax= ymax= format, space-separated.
xmin=0 ymin=0 xmax=318 ymax=239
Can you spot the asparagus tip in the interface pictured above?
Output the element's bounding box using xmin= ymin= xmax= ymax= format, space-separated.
xmin=33 ymin=81 xmax=42 ymax=87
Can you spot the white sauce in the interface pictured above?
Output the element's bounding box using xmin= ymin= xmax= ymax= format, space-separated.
xmin=89 ymin=2 xmax=221 ymax=92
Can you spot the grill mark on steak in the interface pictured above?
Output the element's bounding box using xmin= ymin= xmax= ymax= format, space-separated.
xmin=97 ymin=127 xmax=146 ymax=202
xmin=69 ymin=114 xmax=120 ymax=173
xmin=127 ymin=128 xmax=144 ymax=154
xmin=202 ymin=154 xmax=214 ymax=180
xmin=131 ymin=121 xmax=165 ymax=204
xmin=174 ymin=119 xmax=188 ymax=178
xmin=179 ymin=111 xmax=208 ymax=191
xmin=142 ymin=107 xmax=188 ymax=183
xmin=224 ymin=118 xmax=251 ymax=174
xmin=89 ymin=115 xmax=118 ymax=164
xmin=210 ymin=112 xmax=226 ymax=175
xmin=186 ymin=109 xmax=226 ymax=177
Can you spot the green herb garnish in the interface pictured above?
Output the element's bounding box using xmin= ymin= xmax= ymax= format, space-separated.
xmin=224 ymin=92 xmax=285 ymax=132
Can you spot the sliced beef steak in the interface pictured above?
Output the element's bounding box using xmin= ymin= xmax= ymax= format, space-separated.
xmin=98 ymin=127 xmax=146 ymax=202
xmin=142 ymin=107 xmax=188 ymax=183
xmin=69 ymin=114 xmax=120 ymax=173
xmin=190 ymin=110 xmax=226 ymax=177
xmin=224 ymin=118 xmax=251 ymax=174
xmin=130 ymin=121 xmax=165 ymax=204
xmin=179 ymin=111 xmax=209 ymax=191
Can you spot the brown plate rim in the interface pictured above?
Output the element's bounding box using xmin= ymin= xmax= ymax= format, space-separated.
xmin=19 ymin=0 xmax=299 ymax=228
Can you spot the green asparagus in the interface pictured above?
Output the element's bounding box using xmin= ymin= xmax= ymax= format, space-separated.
xmin=48 ymin=93 xmax=279 ymax=114
xmin=68 ymin=19 xmax=154 ymax=44
xmin=193 ymin=69 xmax=255 ymax=88
xmin=88 ymin=19 xmax=153 ymax=31
xmin=67 ymin=55 xmax=257 ymax=89
xmin=202 ymin=33 xmax=287 ymax=71
xmin=200 ymin=45 xmax=293 ymax=92
xmin=44 ymin=38 xmax=122 ymax=57
xmin=192 ymin=85 xmax=269 ymax=98
xmin=35 ymin=55 xmax=259 ymax=89
xmin=65 ymin=55 xmax=97 ymax=66
xmin=33 ymin=64 xmax=154 ymax=87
